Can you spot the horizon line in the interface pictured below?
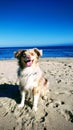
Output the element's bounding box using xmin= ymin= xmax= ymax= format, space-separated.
xmin=0 ymin=44 xmax=73 ymax=48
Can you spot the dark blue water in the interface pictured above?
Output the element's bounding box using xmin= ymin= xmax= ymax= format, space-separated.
xmin=0 ymin=46 xmax=73 ymax=59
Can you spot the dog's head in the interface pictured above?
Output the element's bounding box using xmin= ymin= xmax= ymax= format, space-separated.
xmin=15 ymin=48 xmax=42 ymax=69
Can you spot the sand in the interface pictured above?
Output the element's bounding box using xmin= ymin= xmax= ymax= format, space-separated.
xmin=0 ymin=58 xmax=73 ymax=130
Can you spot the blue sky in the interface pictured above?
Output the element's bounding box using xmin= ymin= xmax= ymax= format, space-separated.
xmin=0 ymin=0 xmax=73 ymax=47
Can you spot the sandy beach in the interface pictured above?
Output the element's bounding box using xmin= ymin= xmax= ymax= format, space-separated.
xmin=0 ymin=58 xmax=73 ymax=130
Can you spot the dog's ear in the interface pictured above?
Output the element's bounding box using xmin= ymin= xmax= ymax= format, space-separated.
xmin=14 ymin=50 xmax=23 ymax=59
xmin=34 ymin=48 xmax=43 ymax=57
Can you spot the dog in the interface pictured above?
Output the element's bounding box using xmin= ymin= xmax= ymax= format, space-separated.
xmin=15 ymin=48 xmax=49 ymax=111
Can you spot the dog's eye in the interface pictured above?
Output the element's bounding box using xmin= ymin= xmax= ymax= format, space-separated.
xmin=22 ymin=54 xmax=26 ymax=58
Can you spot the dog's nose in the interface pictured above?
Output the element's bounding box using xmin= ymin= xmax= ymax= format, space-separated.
xmin=26 ymin=55 xmax=30 ymax=59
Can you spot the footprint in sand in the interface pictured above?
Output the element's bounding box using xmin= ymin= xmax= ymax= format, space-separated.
xmin=40 ymin=112 xmax=48 ymax=123
xmin=53 ymin=101 xmax=65 ymax=108
xmin=48 ymin=99 xmax=65 ymax=109
xmin=60 ymin=109 xmax=73 ymax=123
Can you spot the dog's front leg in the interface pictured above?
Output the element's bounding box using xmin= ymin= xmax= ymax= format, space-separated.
xmin=33 ymin=94 xmax=39 ymax=111
xmin=18 ymin=91 xmax=25 ymax=108
xmin=32 ymin=88 xmax=40 ymax=112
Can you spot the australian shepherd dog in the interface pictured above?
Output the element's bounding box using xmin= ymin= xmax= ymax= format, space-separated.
xmin=15 ymin=48 xmax=49 ymax=111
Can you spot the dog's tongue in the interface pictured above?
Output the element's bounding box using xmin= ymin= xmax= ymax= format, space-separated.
xmin=26 ymin=61 xmax=32 ymax=67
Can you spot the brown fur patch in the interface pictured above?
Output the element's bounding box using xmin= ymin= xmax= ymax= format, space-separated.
xmin=34 ymin=48 xmax=41 ymax=57
xmin=32 ymin=88 xmax=39 ymax=95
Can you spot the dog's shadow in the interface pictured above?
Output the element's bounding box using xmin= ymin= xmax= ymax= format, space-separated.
xmin=0 ymin=84 xmax=21 ymax=104
xmin=0 ymin=84 xmax=32 ymax=108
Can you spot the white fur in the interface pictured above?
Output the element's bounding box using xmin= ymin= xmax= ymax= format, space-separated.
xmin=18 ymin=91 xmax=25 ymax=108
xmin=18 ymin=65 xmax=43 ymax=90
xmin=18 ymin=65 xmax=44 ymax=111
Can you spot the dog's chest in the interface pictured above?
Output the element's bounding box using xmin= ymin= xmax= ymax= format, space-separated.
xmin=18 ymin=67 xmax=42 ymax=90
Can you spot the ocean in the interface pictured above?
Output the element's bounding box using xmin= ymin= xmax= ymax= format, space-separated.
xmin=0 ymin=46 xmax=73 ymax=60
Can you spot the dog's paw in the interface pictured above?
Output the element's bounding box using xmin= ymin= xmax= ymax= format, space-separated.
xmin=32 ymin=106 xmax=38 ymax=112
xmin=18 ymin=103 xmax=24 ymax=108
